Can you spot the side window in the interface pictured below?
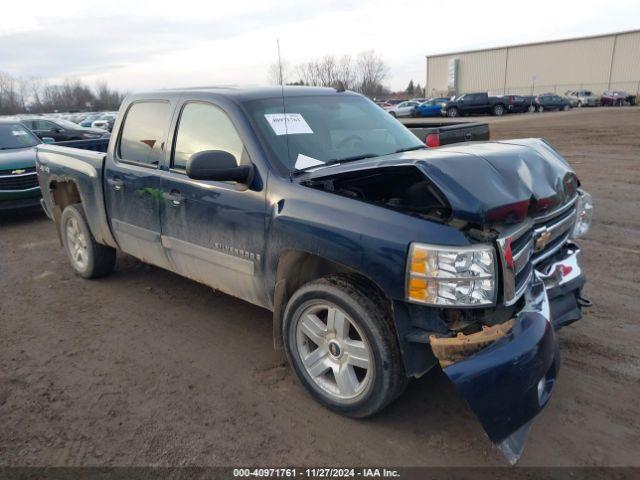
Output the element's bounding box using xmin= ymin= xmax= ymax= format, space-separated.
xmin=172 ymin=102 xmax=246 ymax=171
xmin=118 ymin=101 xmax=170 ymax=166
xmin=37 ymin=120 xmax=56 ymax=131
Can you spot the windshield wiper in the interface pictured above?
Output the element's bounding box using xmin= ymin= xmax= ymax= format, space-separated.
xmin=293 ymin=153 xmax=379 ymax=175
xmin=394 ymin=145 xmax=427 ymax=153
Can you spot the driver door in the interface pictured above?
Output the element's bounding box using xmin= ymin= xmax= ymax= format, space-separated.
xmin=158 ymin=100 xmax=268 ymax=307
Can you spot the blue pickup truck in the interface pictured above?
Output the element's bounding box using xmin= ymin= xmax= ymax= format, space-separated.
xmin=36 ymin=86 xmax=593 ymax=463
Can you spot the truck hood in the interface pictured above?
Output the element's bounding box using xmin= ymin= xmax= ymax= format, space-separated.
xmin=300 ymin=138 xmax=579 ymax=226
xmin=0 ymin=146 xmax=38 ymax=170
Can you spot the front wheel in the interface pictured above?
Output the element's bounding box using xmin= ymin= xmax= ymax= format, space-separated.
xmin=389 ymin=111 xmax=397 ymax=118
xmin=528 ymin=104 xmax=536 ymax=113
xmin=446 ymin=107 xmax=459 ymax=118
xmin=563 ymin=104 xmax=570 ymax=111
xmin=492 ymin=104 xmax=505 ymax=116
xmin=283 ymin=274 xmax=407 ymax=418
xmin=60 ymin=204 xmax=116 ymax=279
xmin=538 ymin=105 xmax=545 ymax=112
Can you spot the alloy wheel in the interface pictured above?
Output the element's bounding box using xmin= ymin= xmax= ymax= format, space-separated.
xmin=295 ymin=302 xmax=373 ymax=401
xmin=66 ymin=216 xmax=89 ymax=271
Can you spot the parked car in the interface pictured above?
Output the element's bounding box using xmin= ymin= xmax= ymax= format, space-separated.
xmin=20 ymin=117 xmax=110 ymax=142
xmin=441 ymin=92 xmax=508 ymax=117
xmin=79 ymin=114 xmax=103 ymax=128
xmin=413 ymin=100 xmax=443 ymax=117
xmin=385 ymin=100 xmax=419 ymax=117
xmin=565 ymin=90 xmax=598 ymax=107
xmin=534 ymin=94 xmax=572 ymax=112
xmin=36 ymin=86 xmax=593 ymax=464
xmin=406 ymin=121 xmax=490 ymax=147
xmin=0 ymin=121 xmax=46 ymax=210
xmin=91 ymin=113 xmax=118 ymax=132
xmin=600 ymin=90 xmax=636 ymax=106
xmin=501 ymin=95 xmax=535 ymax=113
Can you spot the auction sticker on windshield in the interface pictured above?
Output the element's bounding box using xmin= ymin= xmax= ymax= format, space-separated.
xmin=264 ymin=113 xmax=313 ymax=136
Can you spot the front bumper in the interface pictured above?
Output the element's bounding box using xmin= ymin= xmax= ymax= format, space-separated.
xmin=440 ymin=242 xmax=586 ymax=463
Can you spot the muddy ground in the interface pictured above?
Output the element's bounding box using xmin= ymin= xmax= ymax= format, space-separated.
xmin=1 ymin=107 xmax=639 ymax=467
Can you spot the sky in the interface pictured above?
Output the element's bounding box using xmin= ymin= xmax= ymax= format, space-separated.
xmin=1 ymin=0 xmax=639 ymax=93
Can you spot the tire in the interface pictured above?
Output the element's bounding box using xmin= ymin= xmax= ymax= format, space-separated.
xmin=446 ymin=107 xmax=458 ymax=118
xmin=563 ymin=104 xmax=570 ymax=111
xmin=283 ymin=274 xmax=407 ymax=418
xmin=389 ymin=111 xmax=396 ymax=118
xmin=538 ymin=105 xmax=544 ymax=112
xmin=492 ymin=104 xmax=505 ymax=116
xmin=577 ymin=101 xmax=583 ymax=108
xmin=60 ymin=203 xmax=116 ymax=279
xmin=528 ymin=105 xmax=536 ymax=113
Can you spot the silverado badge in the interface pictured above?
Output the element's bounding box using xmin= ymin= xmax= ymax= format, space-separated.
xmin=11 ymin=169 xmax=26 ymax=175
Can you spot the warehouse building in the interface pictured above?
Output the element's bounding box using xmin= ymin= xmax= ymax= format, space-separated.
xmin=425 ymin=29 xmax=640 ymax=98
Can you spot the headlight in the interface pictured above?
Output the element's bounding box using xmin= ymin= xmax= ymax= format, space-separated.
xmin=571 ymin=190 xmax=593 ymax=238
xmin=406 ymin=243 xmax=496 ymax=306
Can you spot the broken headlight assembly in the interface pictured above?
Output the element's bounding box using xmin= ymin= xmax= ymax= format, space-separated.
xmin=571 ymin=190 xmax=593 ymax=239
xmin=407 ymin=243 xmax=497 ymax=306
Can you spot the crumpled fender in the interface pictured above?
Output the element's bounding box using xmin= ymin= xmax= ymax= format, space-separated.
xmin=441 ymin=276 xmax=559 ymax=464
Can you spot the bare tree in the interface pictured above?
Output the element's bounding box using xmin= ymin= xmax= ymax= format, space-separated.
xmin=356 ymin=50 xmax=388 ymax=98
xmin=277 ymin=50 xmax=389 ymax=98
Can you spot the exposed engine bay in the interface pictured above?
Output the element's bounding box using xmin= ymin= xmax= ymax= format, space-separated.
xmin=301 ymin=165 xmax=452 ymax=222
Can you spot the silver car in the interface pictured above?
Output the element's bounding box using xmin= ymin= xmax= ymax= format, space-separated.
xmin=385 ymin=101 xmax=419 ymax=118
xmin=565 ymin=90 xmax=598 ymax=107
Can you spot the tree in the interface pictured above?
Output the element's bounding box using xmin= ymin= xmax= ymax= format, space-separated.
xmin=415 ymin=83 xmax=423 ymax=98
xmin=269 ymin=50 xmax=389 ymax=99
xmin=405 ymin=80 xmax=415 ymax=96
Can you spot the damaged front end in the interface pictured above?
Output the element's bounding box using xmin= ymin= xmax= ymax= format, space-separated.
xmin=299 ymin=139 xmax=592 ymax=463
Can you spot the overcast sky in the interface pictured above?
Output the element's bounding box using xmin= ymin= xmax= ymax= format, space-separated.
xmin=1 ymin=0 xmax=639 ymax=93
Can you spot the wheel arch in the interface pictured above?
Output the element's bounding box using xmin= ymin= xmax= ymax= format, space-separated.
xmin=48 ymin=179 xmax=84 ymax=244
xmin=271 ymin=250 xmax=391 ymax=350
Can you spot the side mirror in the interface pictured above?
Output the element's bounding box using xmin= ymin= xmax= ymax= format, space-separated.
xmin=186 ymin=150 xmax=253 ymax=183
xmin=42 ymin=137 xmax=55 ymax=144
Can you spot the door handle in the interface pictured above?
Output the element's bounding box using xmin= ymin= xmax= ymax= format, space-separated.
xmin=107 ymin=177 xmax=124 ymax=191
xmin=163 ymin=190 xmax=184 ymax=207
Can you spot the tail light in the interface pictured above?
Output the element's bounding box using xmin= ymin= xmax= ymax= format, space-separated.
xmin=425 ymin=133 xmax=440 ymax=147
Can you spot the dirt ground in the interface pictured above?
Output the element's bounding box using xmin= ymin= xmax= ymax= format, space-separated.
xmin=1 ymin=107 xmax=639 ymax=468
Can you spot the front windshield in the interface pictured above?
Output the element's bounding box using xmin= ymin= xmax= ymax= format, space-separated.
xmin=0 ymin=123 xmax=39 ymax=150
xmin=243 ymin=94 xmax=424 ymax=172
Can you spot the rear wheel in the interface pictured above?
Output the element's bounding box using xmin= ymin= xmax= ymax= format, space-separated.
xmin=60 ymin=204 xmax=116 ymax=279
xmin=528 ymin=104 xmax=536 ymax=113
xmin=283 ymin=274 xmax=407 ymax=418
xmin=492 ymin=104 xmax=505 ymax=116
xmin=538 ymin=105 xmax=545 ymax=112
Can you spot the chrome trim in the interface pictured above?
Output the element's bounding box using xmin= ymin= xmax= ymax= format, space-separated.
xmin=497 ymin=199 xmax=578 ymax=307
xmin=0 ymin=172 xmax=37 ymax=178
xmin=538 ymin=243 xmax=582 ymax=289
xmin=0 ymin=186 xmax=40 ymax=193
xmin=531 ymin=195 xmax=578 ymax=224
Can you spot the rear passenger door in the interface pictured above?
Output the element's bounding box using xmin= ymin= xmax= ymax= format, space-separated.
xmin=104 ymin=100 xmax=174 ymax=270
xmin=158 ymin=100 xmax=267 ymax=306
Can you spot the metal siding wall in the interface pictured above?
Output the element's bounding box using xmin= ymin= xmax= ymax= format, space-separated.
xmin=427 ymin=49 xmax=506 ymax=96
xmin=426 ymin=31 xmax=640 ymax=97
xmin=610 ymin=31 xmax=640 ymax=94
xmin=505 ymin=36 xmax=614 ymax=95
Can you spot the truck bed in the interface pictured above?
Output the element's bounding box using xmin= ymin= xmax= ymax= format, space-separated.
xmin=404 ymin=121 xmax=490 ymax=146
xmin=36 ymin=142 xmax=117 ymax=248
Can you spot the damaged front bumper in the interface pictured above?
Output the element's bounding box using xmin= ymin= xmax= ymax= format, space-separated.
xmin=436 ymin=242 xmax=586 ymax=464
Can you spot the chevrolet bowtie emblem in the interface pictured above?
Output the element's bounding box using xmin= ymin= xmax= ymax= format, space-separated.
xmin=11 ymin=169 xmax=26 ymax=175
xmin=535 ymin=228 xmax=552 ymax=251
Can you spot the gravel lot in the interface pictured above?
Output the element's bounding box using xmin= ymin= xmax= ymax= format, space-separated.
xmin=1 ymin=107 xmax=639 ymax=467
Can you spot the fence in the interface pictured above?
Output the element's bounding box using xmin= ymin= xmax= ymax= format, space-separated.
xmin=429 ymin=80 xmax=640 ymax=99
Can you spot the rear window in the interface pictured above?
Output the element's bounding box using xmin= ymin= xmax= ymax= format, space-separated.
xmin=118 ymin=101 xmax=170 ymax=166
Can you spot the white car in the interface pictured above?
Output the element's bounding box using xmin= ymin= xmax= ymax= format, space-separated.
xmin=385 ymin=101 xmax=419 ymax=118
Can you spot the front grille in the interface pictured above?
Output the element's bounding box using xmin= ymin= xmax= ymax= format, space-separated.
xmin=498 ymin=199 xmax=577 ymax=305
xmin=0 ymin=171 xmax=39 ymax=191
